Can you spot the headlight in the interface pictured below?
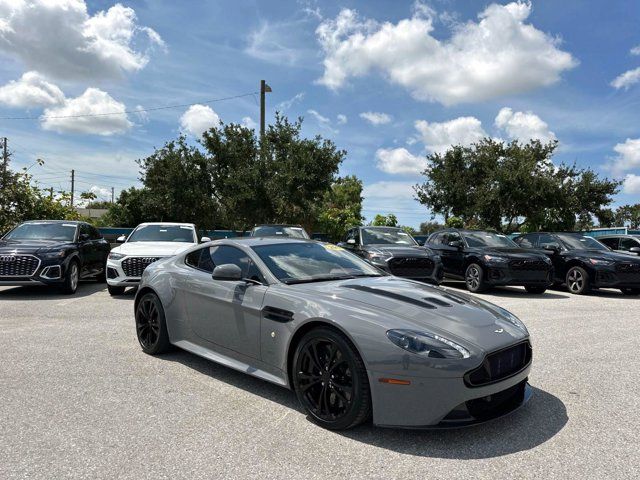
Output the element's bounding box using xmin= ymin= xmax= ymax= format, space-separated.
xmin=588 ymin=258 xmax=614 ymax=266
xmin=108 ymin=252 xmax=126 ymax=260
xmin=367 ymin=252 xmax=392 ymax=264
xmin=386 ymin=329 xmax=470 ymax=359
xmin=483 ymin=254 xmax=508 ymax=263
xmin=42 ymin=250 xmax=66 ymax=259
xmin=496 ymin=306 xmax=528 ymax=333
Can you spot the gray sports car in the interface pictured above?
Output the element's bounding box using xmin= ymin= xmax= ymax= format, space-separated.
xmin=134 ymin=237 xmax=533 ymax=430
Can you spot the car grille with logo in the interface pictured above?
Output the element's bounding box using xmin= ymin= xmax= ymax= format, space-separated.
xmin=507 ymin=259 xmax=550 ymax=282
xmin=121 ymin=257 xmax=161 ymax=277
xmin=0 ymin=255 xmax=40 ymax=277
xmin=464 ymin=341 xmax=532 ymax=387
xmin=508 ymin=259 xmax=549 ymax=271
xmin=615 ymin=262 xmax=640 ymax=284
xmin=387 ymin=257 xmax=435 ymax=278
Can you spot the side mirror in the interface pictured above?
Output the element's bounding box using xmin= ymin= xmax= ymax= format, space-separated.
xmin=79 ymin=233 xmax=90 ymax=242
xmin=448 ymin=240 xmax=463 ymax=249
xmin=200 ymin=236 xmax=211 ymax=243
xmin=629 ymin=247 xmax=640 ymax=254
xmin=116 ymin=235 xmax=127 ymax=243
xmin=212 ymin=264 xmax=243 ymax=281
xmin=346 ymin=238 xmax=356 ymax=245
xmin=541 ymin=243 xmax=560 ymax=253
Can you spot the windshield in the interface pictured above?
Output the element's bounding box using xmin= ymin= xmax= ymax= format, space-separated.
xmin=463 ymin=232 xmax=519 ymax=248
xmin=4 ymin=222 xmax=77 ymax=241
xmin=251 ymin=242 xmax=383 ymax=284
xmin=361 ymin=227 xmax=417 ymax=246
xmin=127 ymin=225 xmax=195 ymax=243
xmin=252 ymin=226 xmax=309 ymax=239
xmin=557 ymin=234 xmax=609 ymax=251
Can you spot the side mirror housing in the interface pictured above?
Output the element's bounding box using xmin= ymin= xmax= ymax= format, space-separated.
xmin=448 ymin=240 xmax=463 ymax=249
xmin=116 ymin=235 xmax=127 ymax=243
xmin=542 ymin=243 xmax=560 ymax=253
xmin=346 ymin=238 xmax=356 ymax=245
xmin=200 ymin=236 xmax=211 ymax=243
xmin=629 ymin=247 xmax=640 ymax=254
xmin=79 ymin=233 xmax=90 ymax=242
xmin=212 ymin=264 xmax=243 ymax=281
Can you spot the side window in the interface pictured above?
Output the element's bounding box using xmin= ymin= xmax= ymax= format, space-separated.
xmin=599 ymin=238 xmax=619 ymax=250
xmin=514 ymin=234 xmax=536 ymax=248
xmin=446 ymin=231 xmax=461 ymax=244
xmin=620 ymin=238 xmax=638 ymax=251
xmin=185 ymin=248 xmax=215 ymax=273
xmin=89 ymin=226 xmax=102 ymax=240
xmin=538 ymin=234 xmax=558 ymax=248
xmin=211 ymin=245 xmax=265 ymax=283
xmin=79 ymin=224 xmax=91 ymax=240
xmin=428 ymin=233 xmax=441 ymax=245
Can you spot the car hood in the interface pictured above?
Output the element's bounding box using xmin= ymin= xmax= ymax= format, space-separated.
xmin=363 ymin=245 xmax=434 ymax=257
xmin=111 ymin=241 xmax=195 ymax=257
xmin=561 ymin=249 xmax=640 ymax=263
xmin=288 ymin=276 xmax=528 ymax=352
xmin=0 ymin=239 xmax=74 ymax=254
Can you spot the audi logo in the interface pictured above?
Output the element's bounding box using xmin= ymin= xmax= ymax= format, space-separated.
xmin=0 ymin=255 xmax=16 ymax=262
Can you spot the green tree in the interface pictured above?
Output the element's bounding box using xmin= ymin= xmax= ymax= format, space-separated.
xmin=370 ymin=213 xmax=399 ymax=227
xmin=315 ymin=175 xmax=364 ymax=242
xmin=615 ymin=204 xmax=640 ymax=229
xmin=418 ymin=220 xmax=445 ymax=234
xmin=445 ymin=216 xmax=464 ymax=229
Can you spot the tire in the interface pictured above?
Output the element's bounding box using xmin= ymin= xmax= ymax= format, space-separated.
xmin=292 ymin=327 xmax=371 ymax=430
xmin=108 ymin=285 xmax=126 ymax=296
xmin=135 ymin=292 xmax=171 ymax=355
xmin=524 ymin=286 xmax=547 ymax=294
xmin=566 ymin=266 xmax=591 ymax=295
xmin=465 ymin=263 xmax=489 ymax=293
xmin=61 ymin=260 xmax=80 ymax=295
xmin=620 ymin=287 xmax=640 ymax=296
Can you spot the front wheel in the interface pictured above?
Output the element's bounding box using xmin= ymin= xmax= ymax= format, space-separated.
xmin=292 ymin=327 xmax=371 ymax=430
xmin=525 ymin=286 xmax=547 ymax=294
xmin=135 ymin=293 xmax=171 ymax=354
xmin=566 ymin=266 xmax=590 ymax=295
xmin=465 ymin=263 xmax=489 ymax=293
xmin=61 ymin=260 xmax=80 ymax=294
xmin=620 ymin=287 xmax=640 ymax=296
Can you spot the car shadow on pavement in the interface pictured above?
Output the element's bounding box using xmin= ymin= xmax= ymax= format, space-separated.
xmin=0 ymin=281 xmax=106 ymax=300
xmin=441 ymin=281 xmax=570 ymax=299
xmin=163 ymin=349 xmax=567 ymax=459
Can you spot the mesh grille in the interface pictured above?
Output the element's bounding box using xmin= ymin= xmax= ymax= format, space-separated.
xmin=121 ymin=257 xmax=160 ymax=277
xmin=388 ymin=257 xmax=435 ymax=278
xmin=465 ymin=342 xmax=532 ymax=387
xmin=0 ymin=255 xmax=40 ymax=277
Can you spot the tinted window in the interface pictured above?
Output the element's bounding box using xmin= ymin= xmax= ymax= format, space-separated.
xmin=599 ymin=237 xmax=619 ymax=249
xmin=211 ymin=245 xmax=264 ymax=282
xmin=4 ymin=222 xmax=77 ymax=241
xmin=128 ymin=225 xmax=195 ymax=243
xmin=428 ymin=232 xmax=443 ymax=245
xmin=79 ymin=224 xmax=91 ymax=240
xmin=185 ymin=248 xmax=215 ymax=273
xmin=556 ymin=234 xmax=608 ymax=251
xmin=463 ymin=231 xmax=517 ymax=248
xmin=361 ymin=227 xmax=417 ymax=246
xmin=513 ymin=234 xmax=537 ymax=248
xmin=443 ymin=231 xmax=462 ymax=245
xmin=620 ymin=237 xmax=640 ymax=251
xmin=252 ymin=226 xmax=309 ymax=239
xmin=89 ymin=226 xmax=102 ymax=240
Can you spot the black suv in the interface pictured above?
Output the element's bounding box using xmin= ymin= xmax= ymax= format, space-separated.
xmin=338 ymin=226 xmax=443 ymax=284
xmin=0 ymin=220 xmax=110 ymax=294
xmin=513 ymin=232 xmax=640 ymax=295
xmin=426 ymin=229 xmax=553 ymax=293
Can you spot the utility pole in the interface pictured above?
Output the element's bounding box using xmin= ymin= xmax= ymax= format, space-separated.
xmin=1 ymin=137 xmax=7 ymax=186
xmin=111 ymin=187 xmax=114 ymax=203
xmin=70 ymin=169 xmax=75 ymax=207
xmin=49 ymin=187 xmax=54 ymax=199
xmin=260 ymin=80 xmax=272 ymax=138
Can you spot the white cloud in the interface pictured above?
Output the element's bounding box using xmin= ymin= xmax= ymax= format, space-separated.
xmin=316 ymin=2 xmax=577 ymax=105
xmin=611 ymin=67 xmax=640 ymax=90
xmin=0 ymin=71 xmax=64 ymax=107
xmin=277 ymin=92 xmax=305 ymax=110
xmin=363 ymin=181 xmax=415 ymax=200
xmin=360 ymin=111 xmax=392 ymax=125
xmin=631 ymin=45 xmax=640 ymax=56
xmin=307 ymin=109 xmax=338 ymax=133
xmin=609 ymin=138 xmax=640 ymax=175
xmin=336 ymin=114 xmax=348 ymax=125
xmin=494 ymin=107 xmax=556 ymax=142
xmin=623 ymin=174 xmax=640 ymax=194
xmin=179 ymin=104 xmax=220 ymax=138
xmin=241 ymin=116 xmax=257 ymax=129
xmin=414 ymin=116 xmax=486 ymax=154
xmin=0 ymin=1 xmax=164 ymax=81
xmin=41 ymin=88 xmax=132 ymax=135
xmin=376 ymin=148 xmax=426 ymax=175
xmin=133 ymin=105 xmax=149 ymax=123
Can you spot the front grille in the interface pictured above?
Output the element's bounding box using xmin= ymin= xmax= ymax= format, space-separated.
xmin=614 ymin=263 xmax=640 ymax=284
xmin=616 ymin=263 xmax=640 ymax=273
xmin=0 ymin=255 xmax=40 ymax=277
xmin=509 ymin=259 xmax=549 ymax=271
xmin=121 ymin=257 xmax=161 ymax=277
xmin=388 ymin=257 xmax=435 ymax=278
xmin=465 ymin=341 xmax=532 ymax=387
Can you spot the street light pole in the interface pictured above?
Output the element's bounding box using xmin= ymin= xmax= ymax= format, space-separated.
xmin=260 ymin=80 xmax=272 ymax=138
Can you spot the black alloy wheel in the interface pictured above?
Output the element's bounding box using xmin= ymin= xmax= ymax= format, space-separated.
xmin=293 ymin=328 xmax=371 ymax=430
xmin=620 ymin=287 xmax=640 ymax=296
xmin=566 ymin=266 xmax=590 ymax=295
xmin=135 ymin=293 xmax=171 ymax=354
xmin=465 ymin=263 xmax=488 ymax=293
xmin=62 ymin=260 xmax=80 ymax=295
xmin=525 ymin=285 xmax=547 ymax=294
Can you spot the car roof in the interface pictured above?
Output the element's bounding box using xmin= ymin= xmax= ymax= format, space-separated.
xmin=23 ymin=220 xmax=83 ymax=225
xmin=252 ymin=224 xmax=303 ymax=228
xmin=216 ymin=237 xmax=317 ymax=247
xmin=135 ymin=222 xmax=195 ymax=227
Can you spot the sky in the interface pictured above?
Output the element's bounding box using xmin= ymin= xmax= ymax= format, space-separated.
xmin=1 ymin=0 xmax=639 ymax=228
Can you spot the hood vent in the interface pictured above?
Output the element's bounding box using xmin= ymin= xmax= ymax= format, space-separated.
xmin=342 ymin=285 xmax=440 ymax=309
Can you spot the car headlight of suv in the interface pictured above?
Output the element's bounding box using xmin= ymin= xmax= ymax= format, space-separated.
xmin=367 ymin=252 xmax=392 ymax=264
xmin=588 ymin=258 xmax=614 ymax=266
xmin=483 ymin=254 xmax=509 ymax=264
xmin=108 ymin=252 xmax=126 ymax=260
xmin=42 ymin=250 xmax=66 ymax=259
xmin=386 ymin=329 xmax=470 ymax=359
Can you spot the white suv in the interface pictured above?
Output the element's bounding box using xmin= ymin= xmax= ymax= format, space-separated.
xmin=106 ymin=223 xmax=208 ymax=295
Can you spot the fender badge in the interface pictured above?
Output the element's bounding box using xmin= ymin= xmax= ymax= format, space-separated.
xmin=494 ymin=328 xmax=504 ymax=333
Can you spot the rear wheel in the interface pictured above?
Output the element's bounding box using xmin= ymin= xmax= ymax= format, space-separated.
xmin=108 ymin=285 xmax=126 ymax=296
xmin=61 ymin=260 xmax=79 ymax=295
xmin=566 ymin=266 xmax=591 ymax=295
xmin=465 ymin=263 xmax=489 ymax=293
xmin=292 ymin=327 xmax=371 ymax=430
xmin=524 ymin=286 xmax=546 ymax=294
xmin=620 ymin=287 xmax=640 ymax=296
xmin=135 ymin=292 xmax=171 ymax=354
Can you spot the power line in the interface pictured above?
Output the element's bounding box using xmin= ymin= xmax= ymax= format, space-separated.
xmin=0 ymin=91 xmax=259 ymax=121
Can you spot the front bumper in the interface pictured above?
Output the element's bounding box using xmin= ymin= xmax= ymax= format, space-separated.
xmin=484 ymin=264 xmax=553 ymax=287
xmin=592 ymin=264 xmax=640 ymax=289
xmin=106 ymin=258 xmax=141 ymax=287
xmin=0 ymin=255 xmax=69 ymax=287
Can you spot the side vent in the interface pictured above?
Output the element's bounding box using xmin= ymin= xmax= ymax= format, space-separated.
xmin=262 ymin=306 xmax=294 ymax=323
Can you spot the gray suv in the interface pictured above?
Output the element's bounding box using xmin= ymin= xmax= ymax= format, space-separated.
xmin=597 ymin=235 xmax=640 ymax=256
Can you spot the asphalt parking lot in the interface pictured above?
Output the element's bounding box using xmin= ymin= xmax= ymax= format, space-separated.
xmin=1 ymin=282 xmax=639 ymax=480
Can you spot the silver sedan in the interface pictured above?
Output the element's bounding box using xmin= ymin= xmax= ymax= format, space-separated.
xmin=134 ymin=237 xmax=532 ymax=430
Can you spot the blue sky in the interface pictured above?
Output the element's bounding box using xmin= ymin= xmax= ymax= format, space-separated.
xmin=1 ymin=0 xmax=639 ymax=228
